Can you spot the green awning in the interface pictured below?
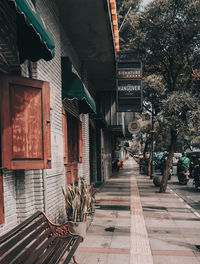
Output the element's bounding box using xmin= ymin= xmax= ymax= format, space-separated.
xmin=62 ymin=72 xmax=96 ymax=114
xmin=10 ymin=0 xmax=55 ymax=63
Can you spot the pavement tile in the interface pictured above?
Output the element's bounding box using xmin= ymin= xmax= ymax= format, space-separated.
xmin=75 ymin=252 xmax=108 ymax=264
xmin=173 ymin=220 xmax=200 ymax=228
xmin=185 ymin=237 xmax=200 ymax=245
xmin=107 ymin=253 xmax=130 ymax=263
xmin=77 ymin=160 xmax=200 ymax=264
xmin=78 ymin=247 xmax=129 ymax=254
xmin=145 ymin=219 xmax=177 ymax=228
xmin=169 ymin=212 xmax=198 ymax=219
xmin=153 ymin=256 xmax=200 ymax=264
xmin=152 ymin=250 xmax=195 ymax=256
xmin=79 ymin=236 xmax=112 ymax=249
xmin=149 ymin=237 xmax=195 ymax=251
xmin=115 ymin=217 xmax=131 ymax=227
xmin=110 ymin=235 xmax=130 ymax=248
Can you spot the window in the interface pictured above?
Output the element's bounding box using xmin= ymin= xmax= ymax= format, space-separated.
xmin=0 ymin=75 xmax=51 ymax=170
xmin=67 ymin=115 xmax=80 ymax=163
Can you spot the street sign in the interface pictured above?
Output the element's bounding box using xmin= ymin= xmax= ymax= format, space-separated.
xmin=117 ymin=79 xmax=142 ymax=112
xmin=128 ymin=121 xmax=141 ymax=134
xmin=117 ymin=54 xmax=142 ymax=112
xmin=117 ymin=61 xmax=142 ymax=79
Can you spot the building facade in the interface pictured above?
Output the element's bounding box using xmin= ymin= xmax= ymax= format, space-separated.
xmin=0 ymin=0 xmax=119 ymax=235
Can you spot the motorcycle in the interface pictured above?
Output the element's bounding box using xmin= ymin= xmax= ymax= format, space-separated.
xmin=193 ymin=164 xmax=200 ymax=190
xmin=178 ymin=169 xmax=190 ymax=185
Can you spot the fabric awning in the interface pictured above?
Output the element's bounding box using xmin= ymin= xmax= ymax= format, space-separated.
xmin=62 ymin=71 xmax=96 ymax=114
xmin=10 ymin=0 xmax=55 ymax=63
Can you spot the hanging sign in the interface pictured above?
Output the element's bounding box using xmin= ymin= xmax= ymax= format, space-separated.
xmin=117 ymin=59 xmax=142 ymax=112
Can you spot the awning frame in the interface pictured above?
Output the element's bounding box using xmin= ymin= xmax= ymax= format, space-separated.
xmin=10 ymin=0 xmax=55 ymax=62
xmin=62 ymin=70 xmax=96 ymax=114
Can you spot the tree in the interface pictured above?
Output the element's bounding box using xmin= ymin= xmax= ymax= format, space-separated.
xmin=116 ymin=0 xmax=142 ymax=48
xmin=130 ymin=0 xmax=200 ymax=192
xmin=142 ymin=74 xmax=166 ymax=176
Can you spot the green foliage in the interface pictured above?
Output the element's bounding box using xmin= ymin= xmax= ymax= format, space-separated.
xmin=62 ymin=178 xmax=95 ymax=222
xmin=130 ymin=0 xmax=200 ymax=135
xmin=142 ymin=74 xmax=166 ymax=114
xmin=116 ymin=0 xmax=141 ymax=49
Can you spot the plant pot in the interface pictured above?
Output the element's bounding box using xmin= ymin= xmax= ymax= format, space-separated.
xmin=70 ymin=222 xmax=87 ymax=238
xmin=153 ymin=176 xmax=162 ymax=187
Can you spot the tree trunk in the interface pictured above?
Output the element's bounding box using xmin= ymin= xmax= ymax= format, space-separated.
xmin=148 ymin=138 xmax=158 ymax=176
xmin=148 ymin=145 xmax=152 ymax=176
xmin=159 ymin=129 xmax=177 ymax=193
xmin=143 ymin=137 xmax=150 ymax=157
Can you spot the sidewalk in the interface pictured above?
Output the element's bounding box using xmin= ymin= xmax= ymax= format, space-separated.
xmin=75 ymin=159 xmax=200 ymax=264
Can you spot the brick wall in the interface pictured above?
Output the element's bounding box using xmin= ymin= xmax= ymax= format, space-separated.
xmin=1 ymin=172 xmax=17 ymax=235
xmin=35 ymin=0 xmax=66 ymax=222
xmin=0 ymin=0 xmax=94 ymax=235
xmin=0 ymin=0 xmax=20 ymax=236
xmin=102 ymin=131 xmax=112 ymax=182
xmin=36 ymin=0 xmax=91 ymax=221
xmin=0 ymin=0 xmax=20 ymax=74
xmin=15 ymin=170 xmax=35 ymax=222
xmin=81 ymin=114 xmax=90 ymax=184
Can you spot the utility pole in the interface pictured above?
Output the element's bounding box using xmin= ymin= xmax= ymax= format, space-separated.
xmin=150 ymin=109 xmax=155 ymax=179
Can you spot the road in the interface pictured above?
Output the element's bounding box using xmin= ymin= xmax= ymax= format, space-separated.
xmin=167 ymin=167 xmax=200 ymax=216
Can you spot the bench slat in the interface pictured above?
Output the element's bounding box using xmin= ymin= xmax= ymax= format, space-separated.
xmin=23 ymin=234 xmax=57 ymax=264
xmin=63 ymin=236 xmax=83 ymax=264
xmin=47 ymin=237 xmax=74 ymax=264
xmin=34 ymin=237 xmax=69 ymax=264
xmin=0 ymin=217 xmax=47 ymax=256
xmin=0 ymin=222 xmax=50 ymax=264
xmin=0 ymin=211 xmax=42 ymax=244
xmin=14 ymin=228 xmax=52 ymax=264
xmin=0 ymin=211 xmax=83 ymax=264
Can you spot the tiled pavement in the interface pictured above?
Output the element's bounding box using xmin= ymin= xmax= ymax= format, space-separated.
xmin=75 ymin=159 xmax=200 ymax=264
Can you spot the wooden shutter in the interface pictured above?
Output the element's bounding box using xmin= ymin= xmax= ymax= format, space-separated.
xmin=0 ymin=75 xmax=51 ymax=170
xmin=62 ymin=109 xmax=68 ymax=165
xmin=79 ymin=121 xmax=83 ymax=162
xmin=0 ymin=173 xmax=4 ymax=224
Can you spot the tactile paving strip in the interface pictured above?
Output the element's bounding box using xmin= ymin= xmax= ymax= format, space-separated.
xmin=130 ymin=174 xmax=154 ymax=264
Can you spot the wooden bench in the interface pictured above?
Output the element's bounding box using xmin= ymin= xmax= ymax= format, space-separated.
xmin=0 ymin=210 xmax=83 ymax=264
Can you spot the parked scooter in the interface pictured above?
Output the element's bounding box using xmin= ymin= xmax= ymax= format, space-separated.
xmin=193 ymin=159 xmax=200 ymax=190
xmin=177 ymin=152 xmax=190 ymax=185
xmin=178 ymin=169 xmax=190 ymax=185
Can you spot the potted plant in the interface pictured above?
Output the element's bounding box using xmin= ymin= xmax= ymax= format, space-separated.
xmin=62 ymin=177 xmax=95 ymax=237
